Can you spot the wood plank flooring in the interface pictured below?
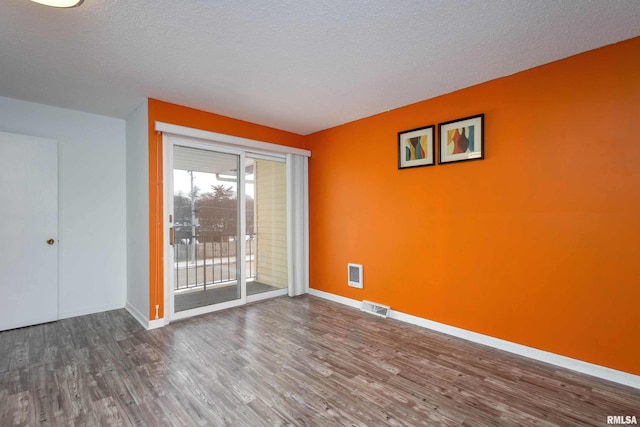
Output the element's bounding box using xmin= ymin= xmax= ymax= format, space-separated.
xmin=0 ymin=295 xmax=638 ymax=426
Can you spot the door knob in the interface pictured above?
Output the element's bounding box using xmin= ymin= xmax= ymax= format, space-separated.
xmin=47 ymin=239 xmax=55 ymax=245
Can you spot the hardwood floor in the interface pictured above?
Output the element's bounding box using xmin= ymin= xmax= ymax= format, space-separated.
xmin=0 ymin=295 xmax=638 ymax=426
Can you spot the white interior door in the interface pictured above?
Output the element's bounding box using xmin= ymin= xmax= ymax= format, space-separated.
xmin=0 ymin=131 xmax=58 ymax=331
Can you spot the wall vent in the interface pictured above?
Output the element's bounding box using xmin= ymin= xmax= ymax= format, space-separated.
xmin=348 ymin=263 xmax=363 ymax=288
xmin=361 ymin=300 xmax=390 ymax=318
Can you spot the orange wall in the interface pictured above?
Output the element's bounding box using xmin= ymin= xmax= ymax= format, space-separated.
xmin=147 ymin=99 xmax=306 ymax=319
xmin=306 ymin=37 xmax=640 ymax=375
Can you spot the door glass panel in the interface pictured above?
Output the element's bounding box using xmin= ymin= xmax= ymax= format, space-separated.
xmin=173 ymin=146 xmax=241 ymax=312
xmin=246 ymin=158 xmax=288 ymax=296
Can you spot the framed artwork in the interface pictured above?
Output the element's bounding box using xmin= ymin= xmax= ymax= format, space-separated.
xmin=438 ymin=114 xmax=484 ymax=164
xmin=398 ymin=125 xmax=435 ymax=169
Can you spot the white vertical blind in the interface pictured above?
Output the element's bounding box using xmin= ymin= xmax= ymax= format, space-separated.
xmin=287 ymin=154 xmax=309 ymax=297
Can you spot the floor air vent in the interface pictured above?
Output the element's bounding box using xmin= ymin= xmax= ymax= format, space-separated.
xmin=361 ymin=300 xmax=390 ymax=318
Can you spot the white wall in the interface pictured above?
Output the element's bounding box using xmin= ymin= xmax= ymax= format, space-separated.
xmin=0 ymin=96 xmax=127 ymax=318
xmin=125 ymin=101 xmax=150 ymax=324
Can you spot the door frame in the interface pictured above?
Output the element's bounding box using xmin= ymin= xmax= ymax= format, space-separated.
xmin=163 ymin=135 xmax=291 ymax=323
xmin=157 ymin=122 xmax=310 ymax=326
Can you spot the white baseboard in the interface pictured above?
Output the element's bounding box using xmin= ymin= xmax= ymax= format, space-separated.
xmin=147 ymin=318 xmax=165 ymax=330
xmin=125 ymin=302 xmax=165 ymax=330
xmin=59 ymin=302 xmax=125 ymax=320
xmin=307 ymin=288 xmax=640 ymax=390
xmin=125 ymin=302 xmax=148 ymax=329
xmin=309 ymin=289 xmax=361 ymax=309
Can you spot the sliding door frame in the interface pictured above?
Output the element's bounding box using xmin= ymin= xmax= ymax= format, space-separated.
xmin=158 ymin=122 xmax=310 ymax=326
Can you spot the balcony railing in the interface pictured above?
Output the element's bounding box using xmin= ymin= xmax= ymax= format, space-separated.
xmin=174 ymin=233 xmax=255 ymax=291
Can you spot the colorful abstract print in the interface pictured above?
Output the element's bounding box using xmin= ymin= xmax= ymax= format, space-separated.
xmin=406 ymin=135 xmax=427 ymax=161
xmin=447 ymin=126 xmax=475 ymax=155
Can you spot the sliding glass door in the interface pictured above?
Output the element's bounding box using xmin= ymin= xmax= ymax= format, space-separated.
xmin=165 ymin=139 xmax=290 ymax=320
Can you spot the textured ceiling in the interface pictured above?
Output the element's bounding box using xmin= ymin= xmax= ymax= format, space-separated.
xmin=1 ymin=1 xmax=639 ymax=135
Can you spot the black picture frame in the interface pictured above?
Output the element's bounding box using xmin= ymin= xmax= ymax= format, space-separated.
xmin=438 ymin=114 xmax=484 ymax=164
xmin=398 ymin=124 xmax=435 ymax=169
